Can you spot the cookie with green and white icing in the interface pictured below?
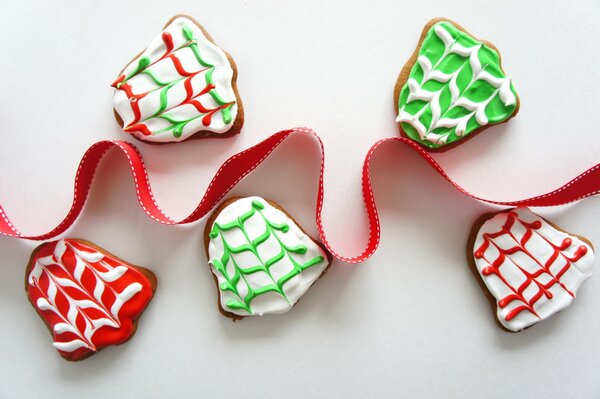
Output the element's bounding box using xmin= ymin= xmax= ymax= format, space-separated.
xmin=204 ymin=197 xmax=331 ymax=319
xmin=394 ymin=18 xmax=519 ymax=151
xmin=112 ymin=15 xmax=244 ymax=143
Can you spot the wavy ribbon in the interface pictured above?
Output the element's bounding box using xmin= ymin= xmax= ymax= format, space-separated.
xmin=1 ymin=127 xmax=599 ymax=263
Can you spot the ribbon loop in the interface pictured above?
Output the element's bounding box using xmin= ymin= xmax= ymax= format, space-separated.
xmin=1 ymin=128 xmax=599 ymax=263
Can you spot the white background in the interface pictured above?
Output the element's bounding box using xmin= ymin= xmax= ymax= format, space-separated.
xmin=1 ymin=1 xmax=600 ymax=398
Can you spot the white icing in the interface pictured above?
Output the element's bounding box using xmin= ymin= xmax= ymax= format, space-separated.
xmin=472 ymin=207 xmax=594 ymax=332
xmin=397 ymin=22 xmax=516 ymax=145
xmin=28 ymin=239 xmax=143 ymax=353
xmin=113 ymin=16 xmax=238 ymax=142
xmin=207 ymin=197 xmax=329 ymax=316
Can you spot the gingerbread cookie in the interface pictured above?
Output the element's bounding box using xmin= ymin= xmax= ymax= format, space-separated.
xmin=26 ymin=239 xmax=156 ymax=361
xmin=395 ymin=18 xmax=519 ymax=151
xmin=204 ymin=197 xmax=332 ymax=319
xmin=468 ymin=207 xmax=594 ymax=332
xmin=112 ymin=15 xmax=243 ymax=143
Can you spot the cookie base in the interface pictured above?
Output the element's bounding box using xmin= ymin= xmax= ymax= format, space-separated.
xmin=203 ymin=197 xmax=332 ymax=321
xmin=393 ymin=17 xmax=520 ymax=153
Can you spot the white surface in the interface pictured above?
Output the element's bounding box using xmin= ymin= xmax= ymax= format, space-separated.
xmin=0 ymin=1 xmax=599 ymax=398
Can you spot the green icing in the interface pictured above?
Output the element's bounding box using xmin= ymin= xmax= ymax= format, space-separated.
xmin=117 ymin=23 xmax=235 ymax=137
xmin=397 ymin=21 xmax=518 ymax=149
xmin=208 ymin=199 xmax=325 ymax=315
xmin=141 ymin=69 xmax=170 ymax=86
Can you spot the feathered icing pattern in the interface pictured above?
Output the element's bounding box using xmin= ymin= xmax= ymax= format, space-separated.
xmin=208 ymin=198 xmax=327 ymax=316
xmin=397 ymin=21 xmax=517 ymax=148
xmin=473 ymin=208 xmax=594 ymax=331
xmin=27 ymin=239 xmax=154 ymax=360
xmin=112 ymin=17 xmax=237 ymax=141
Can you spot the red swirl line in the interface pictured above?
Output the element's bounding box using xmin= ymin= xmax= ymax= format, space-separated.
xmin=169 ymin=54 xmax=195 ymax=76
xmin=161 ymin=32 xmax=174 ymax=57
xmin=474 ymin=211 xmax=588 ymax=321
xmin=1 ymin=128 xmax=599 ymax=263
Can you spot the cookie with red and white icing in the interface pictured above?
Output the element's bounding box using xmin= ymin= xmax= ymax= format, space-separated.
xmin=468 ymin=207 xmax=594 ymax=332
xmin=204 ymin=197 xmax=332 ymax=319
xmin=112 ymin=14 xmax=243 ymax=143
xmin=25 ymin=239 xmax=156 ymax=361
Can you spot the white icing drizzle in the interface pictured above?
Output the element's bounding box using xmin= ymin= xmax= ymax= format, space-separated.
xmin=472 ymin=207 xmax=594 ymax=332
xmin=207 ymin=197 xmax=329 ymax=316
xmin=28 ymin=239 xmax=143 ymax=353
xmin=113 ymin=16 xmax=238 ymax=142
xmin=397 ymin=22 xmax=516 ymax=145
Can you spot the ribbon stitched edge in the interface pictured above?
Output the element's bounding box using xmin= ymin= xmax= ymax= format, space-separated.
xmin=1 ymin=127 xmax=599 ymax=263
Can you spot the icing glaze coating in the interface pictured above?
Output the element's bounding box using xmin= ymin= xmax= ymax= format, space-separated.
xmin=472 ymin=207 xmax=594 ymax=332
xmin=26 ymin=239 xmax=155 ymax=360
xmin=207 ymin=197 xmax=330 ymax=317
xmin=397 ymin=21 xmax=518 ymax=149
xmin=112 ymin=16 xmax=239 ymax=142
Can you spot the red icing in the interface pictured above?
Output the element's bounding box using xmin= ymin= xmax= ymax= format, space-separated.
xmin=183 ymin=75 xmax=195 ymax=102
xmin=114 ymin=30 xmax=227 ymax=136
xmin=111 ymin=74 xmax=125 ymax=88
xmin=201 ymin=112 xmax=216 ymax=127
xmin=162 ymin=32 xmax=174 ymax=56
xmin=125 ymin=123 xmax=153 ymax=136
xmin=27 ymin=239 xmax=154 ymax=361
xmin=180 ymin=71 xmax=209 ymax=102
xmin=474 ymin=211 xmax=588 ymax=323
xmin=119 ymin=82 xmax=148 ymax=126
xmin=168 ymin=53 xmax=195 ymax=76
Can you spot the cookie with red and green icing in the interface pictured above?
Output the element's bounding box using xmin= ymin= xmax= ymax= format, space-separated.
xmin=394 ymin=18 xmax=519 ymax=151
xmin=26 ymin=239 xmax=157 ymax=361
xmin=112 ymin=14 xmax=244 ymax=143
xmin=468 ymin=207 xmax=594 ymax=332
xmin=204 ymin=196 xmax=332 ymax=319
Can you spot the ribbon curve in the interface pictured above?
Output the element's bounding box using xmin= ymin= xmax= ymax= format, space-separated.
xmin=1 ymin=127 xmax=599 ymax=263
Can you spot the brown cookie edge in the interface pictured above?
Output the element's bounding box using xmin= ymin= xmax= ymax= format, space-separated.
xmin=466 ymin=208 xmax=594 ymax=333
xmin=393 ymin=17 xmax=521 ymax=153
xmin=203 ymin=197 xmax=333 ymax=321
xmin=112 ymin=14 xmax=244 ymax=145
xmin=24 ymin=239 xmax=157 ymax=361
